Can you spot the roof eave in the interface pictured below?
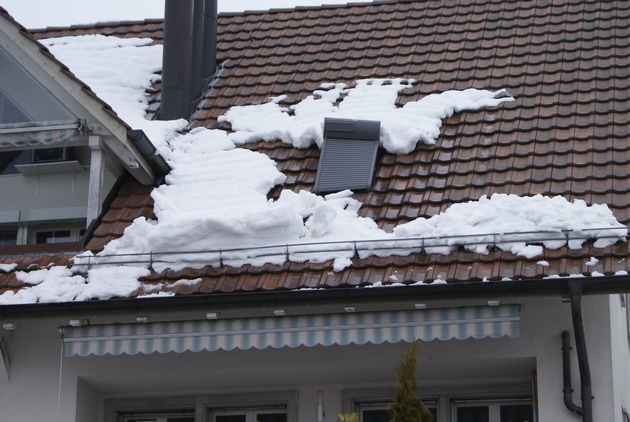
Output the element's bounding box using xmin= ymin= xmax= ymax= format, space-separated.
xmin=1 ymin=276 xmax=629 ymax=318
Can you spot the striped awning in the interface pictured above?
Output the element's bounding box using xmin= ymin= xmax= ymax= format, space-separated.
xmin=0 ymin=119 xmax=86 ymax=149
xmin=61 ymin=304 xmax=520 ymax=357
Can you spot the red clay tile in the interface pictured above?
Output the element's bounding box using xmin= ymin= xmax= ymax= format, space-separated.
xmin=6 ymin=0 xmax=627 ymax=299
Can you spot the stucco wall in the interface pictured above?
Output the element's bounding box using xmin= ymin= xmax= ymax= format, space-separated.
xmin=609 ymin=294 xmax=630 ymax=422
xmin=0 ymin=294 xmax=624 ymax=422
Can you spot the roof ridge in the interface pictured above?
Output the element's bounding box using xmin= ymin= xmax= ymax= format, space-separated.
xmin=218 ymin=0 xmax=399 ymax=17
xmin=28 ymin=18 xmax=164 ymax=34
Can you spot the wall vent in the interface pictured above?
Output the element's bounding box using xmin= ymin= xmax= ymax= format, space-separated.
xmin=314 ymin=117 xmax=380 ymax=194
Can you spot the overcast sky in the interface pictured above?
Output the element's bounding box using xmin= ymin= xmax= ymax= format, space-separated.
xmin=3 ymin=0 xmax=363 ymax=29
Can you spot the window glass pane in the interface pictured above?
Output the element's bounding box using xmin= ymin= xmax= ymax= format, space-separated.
xmin=0 ymin=151 xmax=23 ymax=174
xmin=500 ymin=404 xmax=533 ymax=422
xmin=360 ymin=403 xmax=437 ymax=422
xmin=256 ymin=413 xmax=286 ymax=422
xmin=362 ymin=409 xmax=389 ymax=422
xmin=215 ymin=416 xmax=246 ymax=422
xmin=0 ymin=90 xmax=28 ymax=124
xmin=0 ymin=45 xmax=75 ymax=123
xmin=0 ymin=230 xmax=17 ymax=246
xmin=35 ymin=230 xmax=72 ymax=244
xmin=124 ymin=415 xmax=193 ymax=422
xmin=457 ymin=406 xmax=489 ymax=422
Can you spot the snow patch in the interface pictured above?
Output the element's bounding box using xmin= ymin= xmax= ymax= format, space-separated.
xmin=0 ymin=263 xmax=17 ymax=273
xmin=219 ymin=79 xmax=513 ymax=154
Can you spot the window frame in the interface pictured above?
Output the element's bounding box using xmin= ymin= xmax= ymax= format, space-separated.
xmin=211 ymin=406 xmax=287 ymax=422
xmin=451 ymin=397 xmax=534 ymax=422
xmin=356 ymin=401 xmax=438 ymax=422
xmin=342 ymin=388 xmax=437 ymax=422
xmin=104 ymin=391 xmax=297 ymax=422
xmin=121 ymin=410 xmax=195 ymax=422
xmin=0 ymin=228 xmax=18 ymax=246
xmin=30 ymin=225 xmax=85 ymax=245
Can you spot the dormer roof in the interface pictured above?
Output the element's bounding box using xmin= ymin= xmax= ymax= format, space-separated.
xmin=0 ymin=6 xmax=163 ymax=185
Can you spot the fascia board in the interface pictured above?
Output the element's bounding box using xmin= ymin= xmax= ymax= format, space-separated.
xmin=2 ymin=276 xmax=630 ymax=319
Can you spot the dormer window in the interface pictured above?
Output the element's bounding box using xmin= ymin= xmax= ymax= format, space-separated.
xmin=0 ymin=45 xmax=75 ymax=124
xmin=314 ymin=117 xmax=381 ymax=194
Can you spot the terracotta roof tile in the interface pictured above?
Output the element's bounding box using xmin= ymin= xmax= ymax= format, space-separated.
xmin=5 ymin=0 xmax=627 ymax=299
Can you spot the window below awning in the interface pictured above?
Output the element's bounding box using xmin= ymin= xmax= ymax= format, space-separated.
xmin=61 ymin=304 xmax=520 ymax=357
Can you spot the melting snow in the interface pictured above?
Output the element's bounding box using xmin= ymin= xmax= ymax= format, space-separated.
xmin=0 ymin=35 xmax=625 ymax=305
xmin=219 ymin=79 xmax=511 ymax=154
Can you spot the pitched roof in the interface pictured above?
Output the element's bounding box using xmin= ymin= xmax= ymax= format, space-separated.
xmin=2 ymin=0 xmax=630 ymax=300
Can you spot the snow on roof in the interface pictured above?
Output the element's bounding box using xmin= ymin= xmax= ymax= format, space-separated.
xmin=0 ymin=34 xmax=625 ymax=305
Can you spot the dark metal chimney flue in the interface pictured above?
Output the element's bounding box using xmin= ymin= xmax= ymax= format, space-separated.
xmin=190 ymin=0 xmax=206 ymax=109
xmin=202 ymin=0 xmax=218 ymax=80
xmin=160 ymin=0 xmax=217 ymax=121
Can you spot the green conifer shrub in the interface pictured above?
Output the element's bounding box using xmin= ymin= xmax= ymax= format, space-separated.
xmin=389 ymin=341 xmax=433 ymax=422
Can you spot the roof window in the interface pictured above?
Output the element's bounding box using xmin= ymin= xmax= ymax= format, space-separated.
xmin=314 ymin=117 xmax=380 ymax=194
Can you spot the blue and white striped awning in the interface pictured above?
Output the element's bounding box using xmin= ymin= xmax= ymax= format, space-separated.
xmin=62 ymin=304 xmax=520 ymax=357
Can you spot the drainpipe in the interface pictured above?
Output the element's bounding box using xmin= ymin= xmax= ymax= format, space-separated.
xmin=562 ymin=331 xmax=583 ymax=415
xmin=562 ymin=281 xmax=593 ymax=422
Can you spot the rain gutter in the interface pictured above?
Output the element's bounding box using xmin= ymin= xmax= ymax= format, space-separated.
xmin=1 ymin=275 xmax=630 ymax=318
xmin=127 ymin=129 xmax=171 ymax=180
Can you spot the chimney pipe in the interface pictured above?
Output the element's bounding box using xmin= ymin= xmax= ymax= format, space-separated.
xmin=203 ymin=0 xmax=218 ymax=80
xmin=190 ymin=0 xmax=206 ymax=109
xmin=160 ymin=0 xmax=194 ymax=120
xmin=161 ymin=0 xmax=217 ymax=121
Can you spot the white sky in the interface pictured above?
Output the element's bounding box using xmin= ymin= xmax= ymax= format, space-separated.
xmin=3 ymin=0 xmax=364 ymax=29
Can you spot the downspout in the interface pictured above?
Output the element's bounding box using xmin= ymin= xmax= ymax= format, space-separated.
xmin=562 ymin=331 xmax=583 ymax=415
xmin=562 ymin=281 xmax=593 ymax=422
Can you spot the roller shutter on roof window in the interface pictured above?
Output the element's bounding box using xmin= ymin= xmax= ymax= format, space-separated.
xmin=314 ymin=117 xmax=380 ymax=193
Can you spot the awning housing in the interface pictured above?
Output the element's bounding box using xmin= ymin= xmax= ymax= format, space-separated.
xmin=0 ymin=119 xmax=86 ymax=149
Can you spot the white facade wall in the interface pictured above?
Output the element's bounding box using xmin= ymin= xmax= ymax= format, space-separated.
xmin=0 ymin=294 xmax=625 ymax=422
xmin=609 ymin=294 xmax=630 ymax=422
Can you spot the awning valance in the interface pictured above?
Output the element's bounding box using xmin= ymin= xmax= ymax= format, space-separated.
xmin=61 ymin=304 xmax=520 ymax=357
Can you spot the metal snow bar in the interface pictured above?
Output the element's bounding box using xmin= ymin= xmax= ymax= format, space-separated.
xmin=72 ymin=226 xmax=628 ymax=269
xmin=1 ymin=276 xmax=630 ymax=317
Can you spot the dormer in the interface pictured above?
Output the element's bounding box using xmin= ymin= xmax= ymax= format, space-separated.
xmin=0 ymin=11 xmax=168 ymax=252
